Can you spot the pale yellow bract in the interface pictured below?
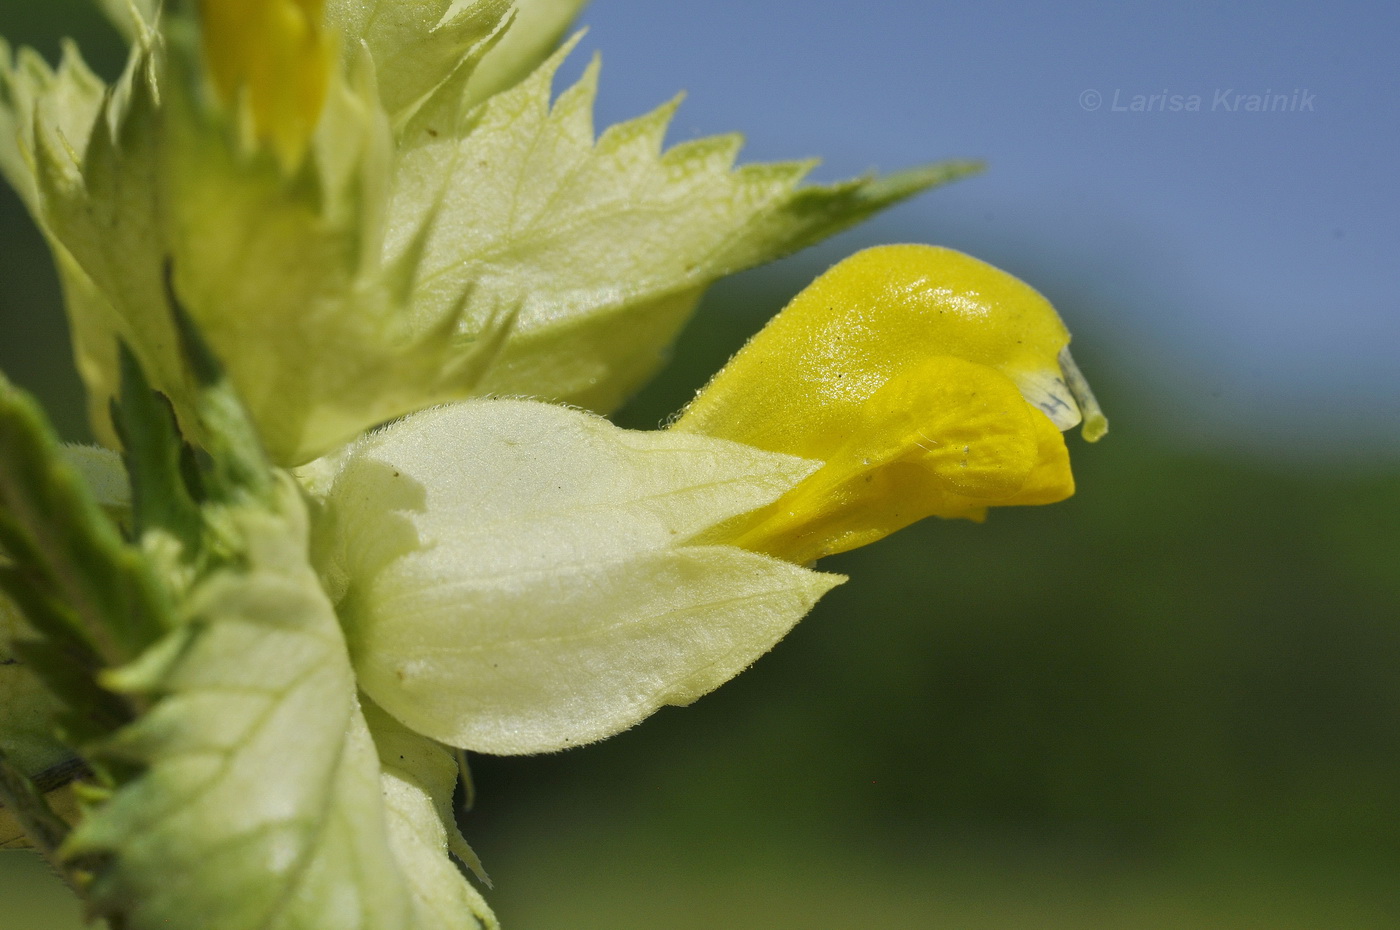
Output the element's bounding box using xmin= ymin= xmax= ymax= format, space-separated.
xmin=675 ymin=244 xmax=1107 ymax=563
xmin=198 ymin=0 xmax=332 ymax=167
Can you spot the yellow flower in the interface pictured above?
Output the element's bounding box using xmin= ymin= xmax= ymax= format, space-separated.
xmin=198 ymin=0 xmax=332 ymax=167
xmin=673 ymin=244 xmax=1107 ymax=564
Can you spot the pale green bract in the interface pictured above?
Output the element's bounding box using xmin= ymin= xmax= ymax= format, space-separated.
xmin=0 ymin=346 xmax=502 ymax=926
xmin=324 ymin=0 xmax=513 ymax=120
xmin=18 ymin=35 xmax=497 ymax=467
xmin=0 ymin=41 xmax=123 ymax=449
xmin=94 ymin=0 xmax=160 ymax=43
xmin=392 ymin=33 xmax=975 ymax=414
xmin=365 ymin=701 xmax=498 ymax=930
xmin=318 ymin=400 xmax=842 ymax=754
xmin=0 ymin=0 xmax=965 ymax=465
xmin=69 ymin=475 xmax=490 ymax=930
xmin=58 ymin=445 xmax=131 ymax=514
xmin=0 ymin=39 xmax=106 ymax=213
xmin=462 ymin=0 xmax=591 ymax=108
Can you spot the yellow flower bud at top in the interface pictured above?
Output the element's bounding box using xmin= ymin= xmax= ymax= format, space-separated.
xmin=673 ymin=244 xmax=1107 ymax=564
xmin=198 ymin=0 xmax=332 ymax=168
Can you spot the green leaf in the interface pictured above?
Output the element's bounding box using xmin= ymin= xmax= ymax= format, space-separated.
xmin=390 ymin=36 xmax=979 ymax=414
xmin=0 ymin=370 xmax=168 ymax=670
xmin=111 ymin=344 xmax=206 ymax=559
xmin=0 ymin=649 xmax=70 ymax=777
xmin=0 ymin=563 xmax=32 ymax=649
xmin=0 ymin=370 xmax=160 ymax=861
xmin=325 ymin=0 xmax=512 ymax=120
xmin=321 ymin=399 xmax=841 ymax=754
xmin=67 ymin=476 xmax=463 ymax=930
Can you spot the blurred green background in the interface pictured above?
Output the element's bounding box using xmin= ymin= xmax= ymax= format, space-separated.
xmin=3 ymin=3 xmax=1398 ymax=928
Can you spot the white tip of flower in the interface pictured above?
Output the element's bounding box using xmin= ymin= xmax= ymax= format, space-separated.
xmin=1014 ymin=366 xmax=1084 ymax=433
xmin=1058 ymin=347 xmax=1109 ymax=442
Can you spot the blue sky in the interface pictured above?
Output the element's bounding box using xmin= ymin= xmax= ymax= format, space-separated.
xmin=569 ymin=1 xmax=1400 ymax=461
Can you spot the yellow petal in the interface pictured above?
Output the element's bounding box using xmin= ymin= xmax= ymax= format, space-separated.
xmin=199 ymin=0 xmax=332 ymax=168
xmin=712 ymin=356 xmax=1073 ymax=563
xmin=674 ymin=244 xmax=1097 ymax=563
xmin=676 ymin=244 xmax=1105 ymax=446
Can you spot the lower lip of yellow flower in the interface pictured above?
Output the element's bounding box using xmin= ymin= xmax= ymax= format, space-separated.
xmin=689 ymin=355 xmax=1075 ymax=565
